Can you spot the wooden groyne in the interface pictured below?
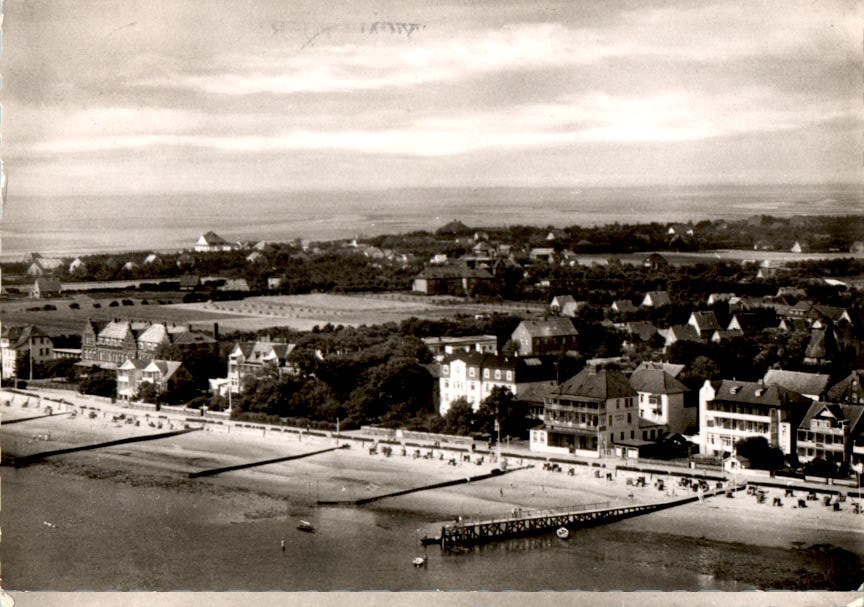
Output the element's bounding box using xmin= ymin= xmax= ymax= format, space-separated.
xmin=9 ymin=428 xmax=200 ymax=468
xmin=188 ymin=444 xmax=349 ymax=478
xmin=2 ymin=411 xmax=73 ymax=425
xmin=319 ymin=466 xmax=531 ymax=506
xmin=438 ymin=485 xmax=746 ymax=549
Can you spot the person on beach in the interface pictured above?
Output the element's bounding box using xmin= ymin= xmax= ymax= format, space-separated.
xmin=281 ymin=538 xmax=286 ymax=553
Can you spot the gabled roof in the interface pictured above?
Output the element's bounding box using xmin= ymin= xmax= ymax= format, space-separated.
xmin=826 ymin=369 xmax=864 ymax=404
xmin=663 ymin=324 xmax=701 ymax=342
xmin=443 ymin=351 xmax=556 ymax=382
xmin=799 ymin=401 xmax=864 ymax=435
xmin=199 ymin=231 xmax=229 ymax=245
xmin=561 ymin=301 xmax=587 ymax=316
xmin=231 ymin=341 xmax=296 ymax=365
xmin=515 ymin=381 xmax=555 ymax=404
xmin=551 ymin=295 xmax=576 ymax=307
xmin=763 ymin=369 xmax=830 ymax=398
xmin=2 ymin=325 xmax=52 ymax=349
xmin=690 ymin=311 xmax=721 ymax=332
xmin=634 ymin=361 xmax=685 ymax=378
xmin=553 ymin=367 xmax=636 ymax=400
xmin=120 ymin=358 xmax=151 ymax=370
xmin=626 ymin=321 xmax=657 ymax=341
xmin=98 ymin=320 xmax=134 ymax=341
xmin=514 ymin=318 xmax=578 ymax=338
xmin=145 ymin=360 xmax=183 ymax=380
xmin=137 ymin=323 xmax=170 ymax=345
xmin=630 ymin=368 xmax=689 ymax=395
xmin=612 ymin=300 xmax=637 ymax=312
xmin=642 ymin=291 xmax=671 ymax=307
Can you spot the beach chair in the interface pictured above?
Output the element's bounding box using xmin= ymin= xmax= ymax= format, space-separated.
xmin=784 ymin=488 xmax=794 ymax=497
xmin=798 ymin=499 xmax=807 ymax=508
xmin=772 ymin=497 xmax=782 ymax=507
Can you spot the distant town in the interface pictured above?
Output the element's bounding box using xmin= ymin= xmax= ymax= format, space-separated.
xmin=3 ymin=214 xmax=864 ymax=480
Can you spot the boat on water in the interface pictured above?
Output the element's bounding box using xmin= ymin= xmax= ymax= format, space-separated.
xmin=420 ymin=535 xmax=441 ymax=546
xmin=412 ymin=556 xmax=427 ymax=567
xmin=297 ymin=520 xmax=316 ymax=533
xmin=556 ymin=527 xmax=569 ymax=539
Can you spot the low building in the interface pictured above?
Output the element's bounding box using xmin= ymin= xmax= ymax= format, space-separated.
xmin=510 ymin=318 xmax=578 ymax=356
xmin=560 ymin=300 xmax=588 ymax=317
xmin=688 ymin=311 xmax=721 ymax=337
xmin=630 ymin=366 xmax=694 ymax=437
xmin=26 ymin=255 xmax=64 ymax=277
xmin=437 ymin=352 xmax=557 ymax=415
xmin=641 ymin=291 xmax=671 ymax=308
xmin=411 ymin=263 xmax=493 ymax=296
xmin=194 ymin=231 xmax=234 ymax=253
xmin=625 ymin=321 xmax=658 ymax=342
xmin=530 ymin=367 xmax=638 ymax=457
xmin=1 ymin=325 xmax=54 ymax=380
xmin=660 ymin=324 xmax=701 ymax=349
xmin=611 ymin=300 xmax=638 ymax=314
xmin=550 ymin=295 xmax=575 ymax=314
xmin=422 ymin=335 xmax=498 ymax=359
xmin=699 ymin=379 xmax=812 ymax=457
xmin=30 ymin=277 xmax=62 ymax=299
xmin=803 ymin=327 xmax=838 ymax=365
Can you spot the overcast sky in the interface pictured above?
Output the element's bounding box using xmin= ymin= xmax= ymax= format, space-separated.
xmin=4 ymin=0 xmax=862 ymax=196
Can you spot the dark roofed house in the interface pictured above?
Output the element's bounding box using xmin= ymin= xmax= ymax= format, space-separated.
xmin=797 ymin=401 xmax=864 ymax=467
xmin=762 ymin=369 xmax=830 ymax=401
xmin=643 ymin=253 xmax=670 ymax=270
xmin=611 ymin=300 xmax=638 ymax=314
xmin=511 ymin=318 xmax=578 ymax=355
xmin=661 ymin=324 xmax=701 ymax=349
xmin=194 ymin=231 xmax=234 ymax=253
xmin=625 ymin=321 xmax=658 ymax=342
xmin=688 ymin=311 xmax=721 ymax=337
xmin=827 ymin=370 xmax=864 ymax=405
xmin=530 ymin=367 xmax=639 ymax=456
xmin=630 ymin=367 xmax=693 ymax=436
xmin=641 ymin=291 xmax=671 ymax=308
xmin=412 ymin=263 xmax=493 ymax=296
xmin=699 ymin=379 xmax=812 ymax=457
xmin=550 ymin=295 xmax=575 ymax=313
xmin=727 ymin=313 xmax=776 ymax=334
xmin=30 ymin=277 xmax=62 ymax=299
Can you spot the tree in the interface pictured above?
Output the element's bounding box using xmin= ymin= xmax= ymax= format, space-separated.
xmin=442 ymin=398 xmax=475 ymax=436
xmin=475 ymin=387 xmax=528 ymax=439
xmin=734 ymin=436 xmax=786 ymax=471
xmin=135 ymin=382 xmax=162 ymax=405
xmin=78 ymin=368 xmax=117 ymax=397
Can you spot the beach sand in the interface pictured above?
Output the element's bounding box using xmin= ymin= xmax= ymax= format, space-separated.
xmin=2 ymin=389 xmax=862 ymax=590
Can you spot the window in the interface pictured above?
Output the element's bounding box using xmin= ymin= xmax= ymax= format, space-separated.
xmin=506 ymin=371 xmax=513 ymax=381
xmin=620 ymin=432 xmax=624 ymax=440
xmin=469 ymin=368 xmax=476 ymax=378
xmin=495 ymin=369 xmax=502 ymax=380
xmin=483 ymin=369 xmax=490 ymax=379
xmin=630 ymin=431 xmax=634 ymax=439
xmin=627 ymin=413 xmax=631 ymax=423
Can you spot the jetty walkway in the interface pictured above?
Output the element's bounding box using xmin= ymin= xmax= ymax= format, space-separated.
xmin=438 ymin=484 xmax=745 ymax=549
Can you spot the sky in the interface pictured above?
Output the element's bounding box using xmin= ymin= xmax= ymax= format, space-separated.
xmin=3 ymin=0 xmax=863 ymax=196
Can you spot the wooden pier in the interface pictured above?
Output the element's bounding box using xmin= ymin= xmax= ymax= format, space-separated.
xmin=438 ymin=485 xmax=744 ymax=550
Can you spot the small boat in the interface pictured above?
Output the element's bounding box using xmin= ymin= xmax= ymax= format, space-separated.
xmin=556 ymin=527 xmax=569 ymax=539
xmin=296 ymin=520 xmax=316 ymax=533
xmin=420 ymin=535 xmax=442 ymax=546
xmin=412 ymin=556 xmax=427 ymax=567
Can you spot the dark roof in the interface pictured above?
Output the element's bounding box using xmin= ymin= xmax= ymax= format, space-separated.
xmin=643 ymin=291 xmax=671 ymax=307
xmin=630 ymin=368 xmax=689 ymax=395
xmin=200 ymin=231 xmax=229 ymax=244
xmin=826 ymin=370 xmax=864 ymax=404
xmin=415 ymin=264 xmax=493 ymax=280
xmin=2 ymin=325 xmax=52 ymax=349
xmin=516 ymin=381 xmax=556 ymax=404
xmin=626 ymin=321 xmax=657 ymax=341
xmin=690 ymin=311 xmax=721 ymax=332
xmin=762 ymin=369 xmax=830 ymax=397
xmin=171 ymin=331 xmax=217 ymax=346
xmin=799 ymin=401 xmax=864 ymax=435
xmin=444 ymin=351 xmax=557 ymax=382
xmin=665 ymin=324 xmax=701 ymax=342
xmin=711 ymin=380 xmax=811 ymax=410
xmin=514 ymin=318 xmax=578 ymax=338
xmin=634 ymin=361 xmax=685 ymax=378
xmin=553 ymin=367 xmax=636 ymax=400
xmin=804 ymin=328 xmax=837 ymax=360
xmin=33 ymin=277 xmax=62 ymax=292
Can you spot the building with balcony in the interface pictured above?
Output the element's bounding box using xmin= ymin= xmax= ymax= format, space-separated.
xmin=227 ymin=340 xmax=299 ymax=394
xmin=699 ymin=380 xmax=812 ymax=458
xmin=796 ymin=401 xmax=864 ymax=467
xmin=116 ymin=358 xmax=188 ymax=401
xmin=1 ymin=325 xmax=54 ymax=380
xmin=437 ymin=352 xmax=556 ymax=415
xmin=629 ymin=366 xmax=694 ymax=437
xmin=530 ymin=367 xmax=638 ymax=457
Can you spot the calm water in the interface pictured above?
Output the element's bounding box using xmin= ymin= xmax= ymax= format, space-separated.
xmin=3 ymin=184 xmax=862 ymax=260
xmin=4 ymin=465 xmax=856 ymax=591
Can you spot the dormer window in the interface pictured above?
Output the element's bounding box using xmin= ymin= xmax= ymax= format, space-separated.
xmin=754 ymin=388 xmax=765 ymax=397
xmin=730 ymin=386 xmax=740 ymax=394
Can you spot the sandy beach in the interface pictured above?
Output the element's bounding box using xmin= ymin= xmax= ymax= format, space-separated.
xmin=2 ymin=388 xmax=862 ymax=590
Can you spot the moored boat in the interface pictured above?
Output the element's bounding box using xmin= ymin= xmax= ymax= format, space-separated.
xmin=556 ymin=527 xmax=569 ymax=539
xmin=297 ymin=520 xmax=316 ymax=533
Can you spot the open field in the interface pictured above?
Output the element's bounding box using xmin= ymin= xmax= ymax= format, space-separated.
xmin=168 ymin=293 xmax=545 ymax=332
xmin=579 ymin=249 xmax=864 ymax=266
xmin=0 ymin=294 xmax=241 ymax=335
